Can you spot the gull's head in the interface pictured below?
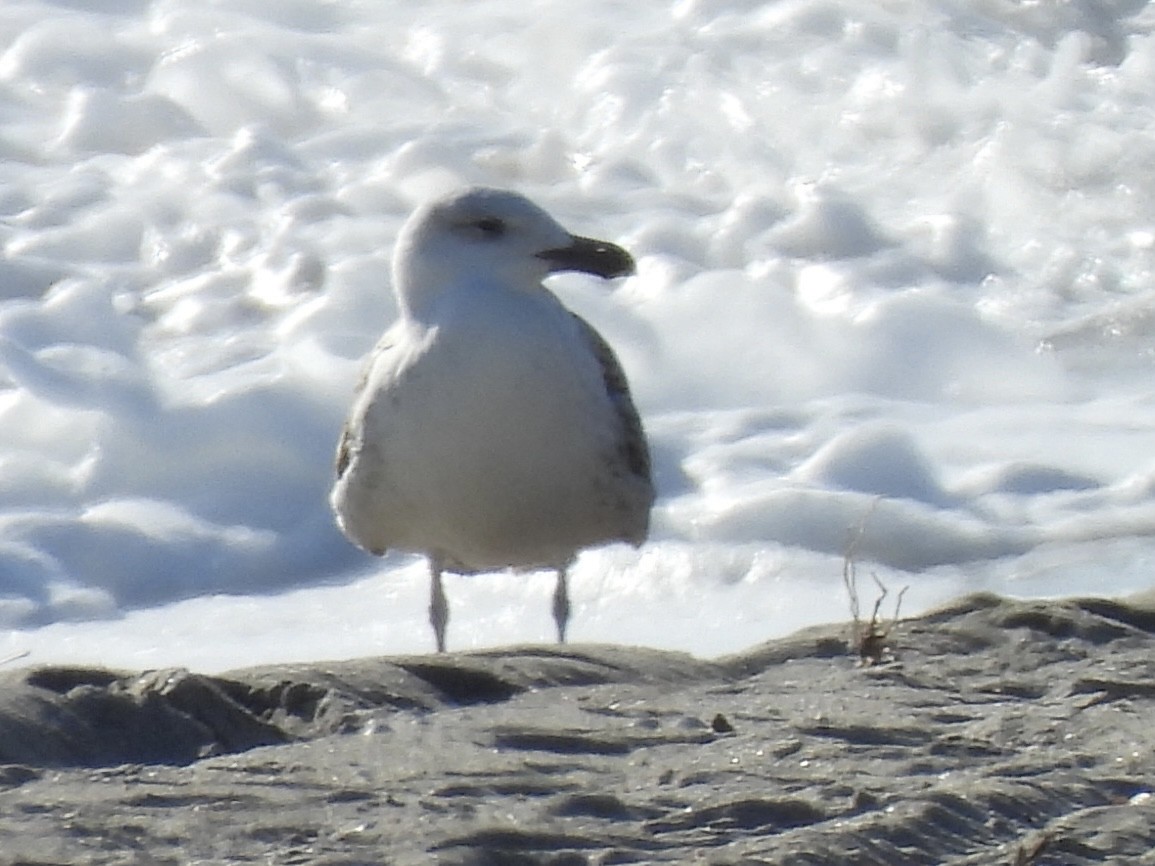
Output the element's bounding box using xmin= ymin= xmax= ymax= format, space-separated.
xmin=392 ymin=187 xmax=635 ymax=318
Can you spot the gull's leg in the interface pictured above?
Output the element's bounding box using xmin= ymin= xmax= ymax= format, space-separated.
xmin=430 ymin=562 xmax=449 ymax=653
xmin=552 ymin=567 xmax=570 ymax=644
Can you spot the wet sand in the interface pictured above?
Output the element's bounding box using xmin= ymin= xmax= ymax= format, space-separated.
xmin=2 ymin=592 xmax=1154 ymax=865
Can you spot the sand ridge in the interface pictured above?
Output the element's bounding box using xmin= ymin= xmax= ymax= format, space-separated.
xmin=2 ymin=592 xmax=1154 ymax=864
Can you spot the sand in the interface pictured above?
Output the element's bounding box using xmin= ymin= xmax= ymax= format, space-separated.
xmin=2 ymin=592 xmax=1154 ymax=865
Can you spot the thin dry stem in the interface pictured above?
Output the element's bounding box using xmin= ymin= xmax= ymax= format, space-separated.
xmin=843 ymin=500 xmax=908 ymax=665
xmin=0 ymin=650 xmax=30 ymax=667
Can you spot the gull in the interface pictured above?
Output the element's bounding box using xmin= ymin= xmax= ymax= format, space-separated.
xmin=331 ymin=187 xmax=654 ymax=653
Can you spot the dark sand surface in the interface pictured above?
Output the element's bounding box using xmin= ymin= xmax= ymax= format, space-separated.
xmin=2 ymin=592 xmax=1155 ymax=865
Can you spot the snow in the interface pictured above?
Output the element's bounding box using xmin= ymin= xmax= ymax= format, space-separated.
xmin=2 ymin=0 xmax=1155 ymax=670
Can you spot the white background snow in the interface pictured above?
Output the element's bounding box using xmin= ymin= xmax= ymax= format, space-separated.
xmin=3 ymin=0 xmax=1155 ymax=671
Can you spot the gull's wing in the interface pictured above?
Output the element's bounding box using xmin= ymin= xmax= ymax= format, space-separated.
xmin=570 ymin=313 xmax=652 ymax=487
xmin=335 ymin=333 xmax=397 ymax=481
xmin=335 ymin=416 xmax=355 ymax=480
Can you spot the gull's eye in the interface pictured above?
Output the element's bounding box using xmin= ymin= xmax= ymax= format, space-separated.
xmin=475 ymin=217 xmax=506 ymax=238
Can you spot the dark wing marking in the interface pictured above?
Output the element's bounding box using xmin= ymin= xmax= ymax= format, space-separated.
xmin=335 ymin=334 xmax=396 ymax=481
xmin=570 ymin=313 xmax=652 ymax=485
xmin=335 ymin=419 xmax=354 ymax=479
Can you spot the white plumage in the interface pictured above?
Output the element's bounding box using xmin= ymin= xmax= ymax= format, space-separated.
xmin=331 ymin=188 xmax=654 ymax=652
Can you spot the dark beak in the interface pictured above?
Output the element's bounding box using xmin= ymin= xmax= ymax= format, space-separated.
xmin=537 ymin=235 xmax=636 ymax=279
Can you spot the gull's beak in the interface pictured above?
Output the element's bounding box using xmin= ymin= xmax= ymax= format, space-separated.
xmin=537 ymin=235 xmax=636 ymax=279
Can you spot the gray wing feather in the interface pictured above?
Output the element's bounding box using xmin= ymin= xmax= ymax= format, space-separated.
xmin=335 ymin=334 xmax=396 ymax=481
xmin=335 ymin=419 xmax=354 ymax=480
xmin=570 ymin=313 xmax=652 ymax=486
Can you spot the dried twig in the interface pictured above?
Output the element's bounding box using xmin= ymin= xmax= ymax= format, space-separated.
xmin=843 ymin=500 xmax=908 ymax=665
xmin=0 ymin=649 xmax=30 ymax=667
